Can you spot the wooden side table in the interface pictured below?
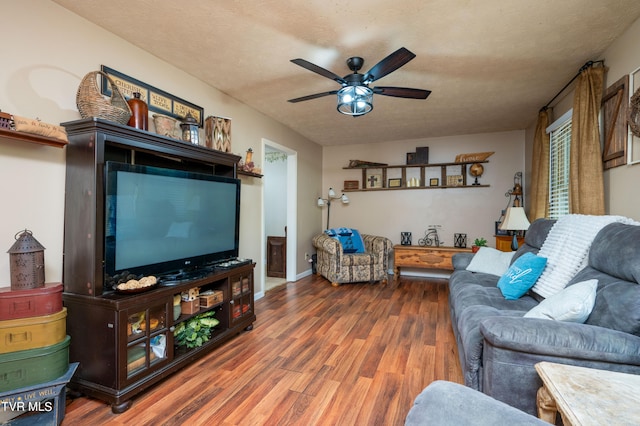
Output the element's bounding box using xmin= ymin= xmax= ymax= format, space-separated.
xmin=495 ymin=235 xmax=524 ymax=252
xmin=393 ymin=245 xmax=472 ymax=280
xmin=535 ymin=361 xmax=640 ymax=425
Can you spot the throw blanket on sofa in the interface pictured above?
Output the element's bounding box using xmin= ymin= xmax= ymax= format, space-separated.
xmin=532 ymin=214 xmax=636 ymax=298
xmin=325 ymin=228 xmax=366 ymax=253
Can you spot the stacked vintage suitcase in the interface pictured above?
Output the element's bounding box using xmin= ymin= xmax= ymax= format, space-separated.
xmin=0 ymin=230 xmax=76 ymax=425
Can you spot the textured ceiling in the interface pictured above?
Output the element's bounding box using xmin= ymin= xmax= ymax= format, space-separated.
xmin=53 ymin=0 xmax=640 ymax=146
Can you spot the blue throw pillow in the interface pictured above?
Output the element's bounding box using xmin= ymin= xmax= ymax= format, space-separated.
xmin=325 ymin=227 xmax=365 ymax=253
xmin=497 ymin=252 xmax=547 ymax=300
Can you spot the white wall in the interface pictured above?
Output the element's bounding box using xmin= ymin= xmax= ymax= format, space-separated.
xmin=600 ymin=17 xmax=640 ymax=219
xmin=322 ymin=131 xmax=525 ymax=253
xmin=0 ymin=1 xmax=323 ymax=292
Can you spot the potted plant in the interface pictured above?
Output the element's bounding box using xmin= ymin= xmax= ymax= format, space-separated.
xmin=472 ymin=237 xmax=487 ymax=253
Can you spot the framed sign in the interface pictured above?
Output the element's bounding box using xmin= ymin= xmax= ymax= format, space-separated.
xmin=388 ymin=178 xmax=402 ymax=188
xmin=100 ymin=65 xmax=204 ymax=127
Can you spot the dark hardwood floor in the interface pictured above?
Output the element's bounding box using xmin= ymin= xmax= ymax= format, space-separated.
xmin=63 ymin=274 xmax=463 ymax=425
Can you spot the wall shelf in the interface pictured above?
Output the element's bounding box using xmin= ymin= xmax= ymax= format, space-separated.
xmin=343 ymin=184 xmax=490 ymax=192
xmin=237 ymin=168 xmax=263 ymax=178
xmin=342 ymin=160 xmax=489 ymax=191
xmin=0 ymin=127 xmax=68 ymax=148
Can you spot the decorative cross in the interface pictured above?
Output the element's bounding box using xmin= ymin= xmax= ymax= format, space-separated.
xmin=367 ymin=175 xmax=378 ymax=188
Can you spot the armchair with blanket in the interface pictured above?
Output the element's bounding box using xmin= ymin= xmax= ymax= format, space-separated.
xmin=312 ymin=228 xmax=392 ymax=287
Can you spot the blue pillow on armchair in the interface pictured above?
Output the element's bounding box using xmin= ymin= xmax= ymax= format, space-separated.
xmin=325 ymin=228 xmax=366 ymax=253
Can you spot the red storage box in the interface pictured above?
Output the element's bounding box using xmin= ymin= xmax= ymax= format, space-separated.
xmin=0 ymin=283 xmax=63 ymax=321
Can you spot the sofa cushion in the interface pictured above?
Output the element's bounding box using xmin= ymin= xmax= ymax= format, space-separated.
xmin=586 ymin=281 xmax=640 ymax=336
xmin=497 ymin=253 xmax=547 ymax=300
xmin=524 ymin=279 xmax=597 ymax=323
xmin=324 ymin=227 xmax=365 ymax=253
xmin=522 ymin=218 xmax=556 ymax=250
xmin=341 ymin=252 xmax=375 ymax=266
xmin=453 ymin=283 xmax=539 ymax=314
xmin=449 ymin=270 xmax=501 ymax=304
xmin=531 ymin=215 xmax=634 ymax=299
xmin=589 ymin=222 xmax=640 ymax=284
xmin=466 ymin=247 xmax=514 ymax=276
xmin=456 ymin=305 xmax=526 ymax=389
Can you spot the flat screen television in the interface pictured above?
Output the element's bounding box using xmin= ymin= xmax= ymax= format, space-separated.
xmin=104 ymin=161 xmax=241 ymax=286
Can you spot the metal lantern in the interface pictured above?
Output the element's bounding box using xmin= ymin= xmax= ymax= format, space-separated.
xmin=7 ymin=229 xmax=45 ymax=290
xmin=180 ymin=112 xmax=200 ymax=145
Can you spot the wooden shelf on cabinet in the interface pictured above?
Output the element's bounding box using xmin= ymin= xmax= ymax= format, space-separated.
xmin=343 ymin=160 xmax=489 ymax=191
xmin=0 ymin=127 xmax=68 ymax=148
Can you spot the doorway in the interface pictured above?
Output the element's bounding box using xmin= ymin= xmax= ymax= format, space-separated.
xmin=262 ymin=139 xmax=297 ymax=292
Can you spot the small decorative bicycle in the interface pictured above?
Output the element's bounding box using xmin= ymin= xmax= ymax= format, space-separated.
xmin=418 ymin=226 xmax=441 ymax=247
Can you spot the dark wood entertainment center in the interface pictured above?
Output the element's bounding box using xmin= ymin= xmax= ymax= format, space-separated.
xmin=61 ymin=118 xmax=256 ymax=413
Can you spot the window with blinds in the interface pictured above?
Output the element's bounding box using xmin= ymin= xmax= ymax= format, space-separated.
xmin=546 ymin=110 xmax=572 ymax=219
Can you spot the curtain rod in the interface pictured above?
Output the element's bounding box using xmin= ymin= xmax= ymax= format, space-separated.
xmin=540 ymin=60 xmax=605 ymax=112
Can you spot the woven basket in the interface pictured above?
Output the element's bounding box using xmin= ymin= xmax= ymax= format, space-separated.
xmin=76 ymin=71 xmax=132 ymax=124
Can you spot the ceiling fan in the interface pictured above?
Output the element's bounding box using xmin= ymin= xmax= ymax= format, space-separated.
xmin=288 ymin=47 xmax=431 ymax=116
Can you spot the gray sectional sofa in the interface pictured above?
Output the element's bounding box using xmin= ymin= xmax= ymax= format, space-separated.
xmin=448 ymin=217 xmax=640 ymax=416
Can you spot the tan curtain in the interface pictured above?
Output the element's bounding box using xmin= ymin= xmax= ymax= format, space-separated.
xmin=570 ymin=65 xmax=605 ymax=214
xmin=529 ymin=109 xmax=551 ymax=220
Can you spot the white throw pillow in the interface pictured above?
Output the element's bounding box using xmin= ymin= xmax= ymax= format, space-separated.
xmin=466 ymin=247 xmax=515 ymax=276
xmin=524 ymin=279 xmax=598 ymax=323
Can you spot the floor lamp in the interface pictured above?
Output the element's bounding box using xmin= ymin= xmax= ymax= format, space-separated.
xmin=317 ymin=188 xmax=349 ymax=230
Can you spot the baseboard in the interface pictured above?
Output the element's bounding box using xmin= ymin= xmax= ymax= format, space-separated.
xmin=296 ymin=268 xmax=313 ymax=281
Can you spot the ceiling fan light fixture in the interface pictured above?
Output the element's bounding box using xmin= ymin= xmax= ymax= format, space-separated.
xmin=337 ymin=86 xmax=373 ymax=116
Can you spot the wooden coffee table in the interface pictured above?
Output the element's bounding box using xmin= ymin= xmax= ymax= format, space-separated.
xmin=535 ymin=361 xmax=640 ymax=425
xmin=393 ymin=245 xmax=471 ymax=280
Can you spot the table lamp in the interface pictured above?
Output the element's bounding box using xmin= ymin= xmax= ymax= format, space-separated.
xmin=499 ymin=207 xmax=530 ymax=251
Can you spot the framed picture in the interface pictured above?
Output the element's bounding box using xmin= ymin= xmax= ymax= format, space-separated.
xmin=100 ymin=65 xmax=204 ymax=126
xmin=367 ymin=174 xmax=382 ymax=188
xmin=406 ymin=152 xmax=417 ymax=165
xmin=454 ymin=233 xmax=467 ymax=248
xmin=429 ymin=178 xmax=439 ymax=187
xmin=416 ymin=146 xmax=429 ymax=164
xmin=388 ymin=178 xmax=402 ymax=188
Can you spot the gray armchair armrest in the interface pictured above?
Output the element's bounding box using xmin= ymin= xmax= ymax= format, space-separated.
xmin=480 ymin=316 xmax=640 ymax=364
xmin=406 ymin=380 xmax=546 ymax=426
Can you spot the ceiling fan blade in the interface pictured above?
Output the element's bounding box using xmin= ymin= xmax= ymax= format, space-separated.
xmin=288 ymin=90 xmax=338 ymax=103
xmin=363 ymin=47 xmax=416 ymax=83
xmin=290 ymin=59 xmax=346 ymax=84
xmin=373 ymin=86 xmax=431 ymax=99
